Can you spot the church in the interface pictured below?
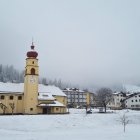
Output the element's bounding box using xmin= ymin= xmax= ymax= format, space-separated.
xmin=0 ymin=43 xmax=67 ymax=114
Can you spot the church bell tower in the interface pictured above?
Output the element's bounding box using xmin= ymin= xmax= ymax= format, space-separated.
xmin=24 ymin=42 xmax=39 ymax=114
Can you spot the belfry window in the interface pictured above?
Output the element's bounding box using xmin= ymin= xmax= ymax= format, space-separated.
xmin=31 ymin=68 xmax=35 ymax=75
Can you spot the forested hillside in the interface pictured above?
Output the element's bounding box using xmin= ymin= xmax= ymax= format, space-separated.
xmin=0 ymin=64 xmax=75 ymax=89
xmin=0 ymin=65 xmax=24 ymax=83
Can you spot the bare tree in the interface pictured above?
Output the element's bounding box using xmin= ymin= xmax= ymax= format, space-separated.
xmin=120 ymin=113 xmax=129 ymax=133
xmin=0 ymin=103 xmax=7 ymax=114
xmin=96 ymin=88 xmax=113 ymax=113
xmin=9 ymin=103 xmax=15 ymax=115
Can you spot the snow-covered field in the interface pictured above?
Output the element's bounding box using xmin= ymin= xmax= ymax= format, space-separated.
xmin=0 ymin=109 xmax=140 ymax=140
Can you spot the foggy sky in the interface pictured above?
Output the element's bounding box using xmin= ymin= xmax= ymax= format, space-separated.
xmin=0 ymin=0 xmax=140 ymax=89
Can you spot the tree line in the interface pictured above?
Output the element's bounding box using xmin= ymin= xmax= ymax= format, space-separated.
xmin=0 ymin=64 xmax=24 ymax=83
xmin=40 ymin=77 xmax=70 ymax=89
xmin=0 ymin=64 xmax=75 ymax=89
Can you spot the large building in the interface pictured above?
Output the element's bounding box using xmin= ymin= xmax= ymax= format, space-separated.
xmin=107 ymin=92 xmax=126 ymax=109
xmin=63 ymin=88 xmax=94 ymax=108
xmin=107 ymin=91 xmax=140 ymax=110
xmin=125 ymin=93 xmax=140 ymax=110
xmin=0 ymin=43 xmax=67 ymax=114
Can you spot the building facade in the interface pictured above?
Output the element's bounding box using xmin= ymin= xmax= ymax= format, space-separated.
xmin=107 ymin=92 xmax=126 ymax=109
xmin=125 ymin=93 xmax=140 ymax=110
xmin=0 ymin=43 xmax=67 ymax=114
xmin=63 ymin=88 xmax=94 ymax=108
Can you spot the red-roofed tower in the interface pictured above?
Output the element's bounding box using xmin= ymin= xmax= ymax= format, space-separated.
xmin=24 ymin=42 xmax=39 ymax=114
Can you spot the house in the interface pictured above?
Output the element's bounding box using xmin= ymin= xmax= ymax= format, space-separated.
xmin=125 ymin=92 xmax=140 ymax=110
xmin=0 ymin=43 xmax=67 ymax=114
xmin=63 ymin=88 xmax=94 ymax=108
xmin=107 ymin=92 xmax=127 ymax=109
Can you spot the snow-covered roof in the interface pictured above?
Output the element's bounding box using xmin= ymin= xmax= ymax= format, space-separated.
xmin=63 ymin=88 xmax=85 ymax=93
xmin=125 ymin=92 xmax=140 ymax=100
xmin=38 ymin=92 xmax=55 ymax=100
xmin=112 ymin=92 xmax=120 ymax=95
xmin=0 ymin=82 xmax=66 ymax=96
xmin=38 ymin=101 xmax=65 ymax=107
xmin=39 ymin=85 xmax=66 ymax=96
xmin=112 ymin=92 xmax=127 ymax=97
xmin=0 ymin=82 xmax=23 ymax=93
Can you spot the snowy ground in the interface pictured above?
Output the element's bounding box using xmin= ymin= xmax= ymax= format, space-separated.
xmin=0 ymin=109 xmax=140 ymax=140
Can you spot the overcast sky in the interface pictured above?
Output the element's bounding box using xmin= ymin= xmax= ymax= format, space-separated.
xmin=0 ymin=0 xmax=140 ymax=89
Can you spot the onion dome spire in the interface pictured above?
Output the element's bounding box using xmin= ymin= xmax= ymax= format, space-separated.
xmin=31 ymin=41 xmax=35 ymax=50
xmin=26 ymin=41 xmax=38 ymax=58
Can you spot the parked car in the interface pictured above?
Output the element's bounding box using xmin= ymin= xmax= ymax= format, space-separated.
xmin=86 ymin=109 xmax=92 ymax=114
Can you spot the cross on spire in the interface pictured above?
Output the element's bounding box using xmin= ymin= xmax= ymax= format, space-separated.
xmin=31 ymin=37 xmax=35 ymax=50
xmin=32 ymin=37 xmax=34 ymax=46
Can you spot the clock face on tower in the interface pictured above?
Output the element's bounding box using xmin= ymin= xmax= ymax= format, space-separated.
xmin=29 ymin=76 xmax=36 ymax=84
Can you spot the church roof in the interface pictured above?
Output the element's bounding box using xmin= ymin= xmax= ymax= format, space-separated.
xmin=0 ymin=82 xmax=23 ymax=93
xmin=0 ymin=82 xmax=66 ymax=97
xmin=38 ymin=93 xmax=55 ymax=100
xmin=38 ymin=101 xmax=65 ymax=107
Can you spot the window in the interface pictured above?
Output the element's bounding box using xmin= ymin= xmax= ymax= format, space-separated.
xmin=30 ymin=108 xmax=33 ymax=111
xmin=135 ymin=96 xmax=137 ymax=98
xmin=136 ymin=100 xmax=137 ymax=102
xmin=56 ymin=108 xmax=59 ymax=111
xmin=1 ymin=95 xmax=5 ymax=100
xmin=18 ymin=96 xmax=22 ymax=100
xmin=32 ymin=61 xmax=34 ymax=64
xmin=131 ymin=100 xmax=133 ymax=102
xmin=31 ymin=68 xmax=35 ymax=75
xmin=9 ymin=96 xmax=14 ymax=100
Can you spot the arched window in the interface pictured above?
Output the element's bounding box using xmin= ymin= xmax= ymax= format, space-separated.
xmin=31 ymin=68 xmax=35 ymax=75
